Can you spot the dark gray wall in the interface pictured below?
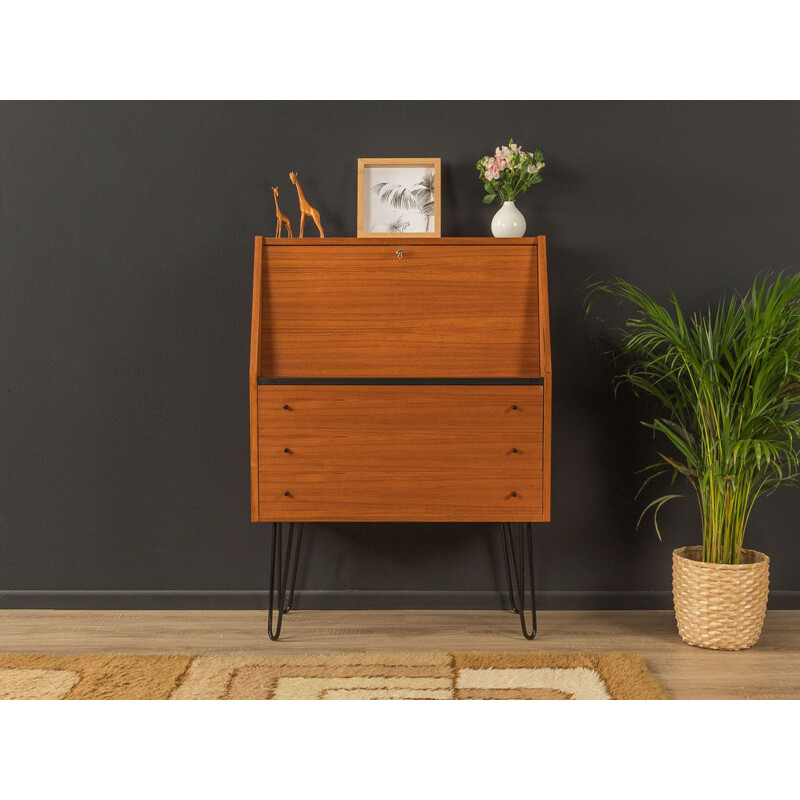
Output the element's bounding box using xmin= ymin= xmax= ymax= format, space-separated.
xmin=2 ymin=101 xmax=799 ymax=610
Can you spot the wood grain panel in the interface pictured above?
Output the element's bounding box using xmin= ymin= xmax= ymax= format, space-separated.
xmin=258 ymin=237 xmax=539 ymax=247
xmin=259 ymin=241 xmax=540 ymax=377
xmin=536 ymin=237 xmax=552 ymax=519
xmin=257 ymin=386 xmax=544 ymax=521
xmin=250 ymin=236 xmax=264 ymax=521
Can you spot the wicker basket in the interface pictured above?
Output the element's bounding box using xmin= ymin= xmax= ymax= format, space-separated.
xmin=672 ymin=546 xmax=770 ymax=651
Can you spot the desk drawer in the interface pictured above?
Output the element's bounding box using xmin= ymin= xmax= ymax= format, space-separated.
xmin=256 ymin=385 xmax=545 ymax=522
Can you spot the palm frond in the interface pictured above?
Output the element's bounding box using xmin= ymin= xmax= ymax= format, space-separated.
xmin=371 ymin=182 xmax=420 ymax=211
xmin=414 ymin=171 xmax=435 ymax=194
xmin=587 ymin=271 xmax=800 ymax=563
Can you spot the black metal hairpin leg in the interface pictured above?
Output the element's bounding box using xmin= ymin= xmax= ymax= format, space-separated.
xmin=501 ymin=521 xmax=537 ymax=640
xmin=267 ymin=521 xmax=304 ymax=640
xmin=501 ymin=522 xmax=520 ymax=614
xmin=283 ymin=522 xmax=304 ymax=614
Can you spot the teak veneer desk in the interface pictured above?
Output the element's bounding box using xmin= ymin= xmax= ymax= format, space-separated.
xmin=249 ymin=236 xmax=551 ymax=639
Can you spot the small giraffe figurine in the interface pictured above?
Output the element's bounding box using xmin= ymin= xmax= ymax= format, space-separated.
xmin=289 ymin=171 xmax=325 ymax=238
xmin=272 ymin=186 xmax=293 ymax=238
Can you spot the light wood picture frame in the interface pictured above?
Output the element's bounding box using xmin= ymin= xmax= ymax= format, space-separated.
xmin=357 ymin=157 xmax=441 ymax=238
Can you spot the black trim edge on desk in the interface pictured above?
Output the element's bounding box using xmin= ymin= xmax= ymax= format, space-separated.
xmin=257 ymin=377 xmax=546 ymax=386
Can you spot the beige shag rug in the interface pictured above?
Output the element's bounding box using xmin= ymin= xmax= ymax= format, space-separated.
xmin=0 ymin=652 xmax=668 ymax=700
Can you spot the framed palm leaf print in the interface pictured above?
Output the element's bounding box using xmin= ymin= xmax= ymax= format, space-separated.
xmin=357 ymin=157 xmax=441 ymax=237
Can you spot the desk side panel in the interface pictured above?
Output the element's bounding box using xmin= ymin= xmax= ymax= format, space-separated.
xmin=250 ymin=236 xmax=264 ymax=521
xmin=537 ymin=236 xmax=552 ymax=521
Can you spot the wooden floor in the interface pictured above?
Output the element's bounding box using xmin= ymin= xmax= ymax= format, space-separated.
xmin=0 ymin=609 xmax=797 ymax=699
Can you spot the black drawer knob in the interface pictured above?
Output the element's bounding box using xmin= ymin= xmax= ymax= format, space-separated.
xmin=283 ymin=447 xmax=291 ymax=453
xmin=511 ymin=448 xmax=518 ymax=453
xmin=283 ymin=491 xmax=290 ymax=496
xmin=282 ymin=404 xmax=290 ymax=410
xmin=511 ymin=405 xmax=518 ymax=410
xmin=511 ymin=491 xmax=517 ymax=497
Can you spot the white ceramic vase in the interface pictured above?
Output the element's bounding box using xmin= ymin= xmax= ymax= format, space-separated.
xmin=491 ymin=200 xmax=526 ymax=238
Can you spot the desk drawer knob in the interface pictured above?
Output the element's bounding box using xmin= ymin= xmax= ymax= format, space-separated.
xmin=511 ymin=448 xmax=518 ymax=453
xmin=511 ymin=491 xmax=517 ymax=497
xmin=282 ymin=404 xmax=290 ymax=410
xmin=283 ymin=448 xmax=291 ymax=453
xmin=283 ymin=491 xmax=291 ymax=496
xmin=511 ymin=405 xmax=518 ymax=410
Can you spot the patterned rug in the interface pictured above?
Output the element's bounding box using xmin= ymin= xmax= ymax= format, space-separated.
xmin=0 ymin=652 xmax=668 ymax=700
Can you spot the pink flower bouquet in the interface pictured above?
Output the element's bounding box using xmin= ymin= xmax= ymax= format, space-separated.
xmin=477 ymin=139 xmax=545 ymax=204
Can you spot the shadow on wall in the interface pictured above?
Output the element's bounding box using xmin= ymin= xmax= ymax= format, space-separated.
xmin=292 ymin=522 xmax=499 ymax=594
xmin=548 ymin=243 xmax=676 ymax=592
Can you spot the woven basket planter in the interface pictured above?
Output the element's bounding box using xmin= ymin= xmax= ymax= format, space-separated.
xmin=672 ymin=546 xmax=770 ymax=650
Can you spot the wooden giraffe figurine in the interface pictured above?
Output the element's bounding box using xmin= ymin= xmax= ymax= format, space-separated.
xmin=289 ymin=171 xmax=325 ymax=238
xmin=272 ymin=186 xmax=293 ymax=238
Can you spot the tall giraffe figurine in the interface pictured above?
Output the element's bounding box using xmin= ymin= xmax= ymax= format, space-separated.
xmin=289 ymin=171 xmax=325 ymax=238
xmin=272 ymin=186 xmax=293 ymax=238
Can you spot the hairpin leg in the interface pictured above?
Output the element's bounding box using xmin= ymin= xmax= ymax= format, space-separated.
xmin=267 ymin=521 xmax=304 ymax=640
xmin=283 ymin=522 xmax=304 ymax=614
xmin=501 ymin=522 xmax=520 ymax=614
xmin=502 ymin=522 xmax=537 ymax=640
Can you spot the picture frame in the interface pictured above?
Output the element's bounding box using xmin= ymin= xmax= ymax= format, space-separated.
xmin=357 ymin=157 xmax=441 ymax=238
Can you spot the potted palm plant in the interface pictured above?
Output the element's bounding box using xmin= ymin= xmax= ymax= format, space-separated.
xmin=587 ymin=272 xmax=800 ymax=650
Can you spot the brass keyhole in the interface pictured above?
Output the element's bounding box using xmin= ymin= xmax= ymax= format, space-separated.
xmin=396 ymin=248 xmax=404 ymax=260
